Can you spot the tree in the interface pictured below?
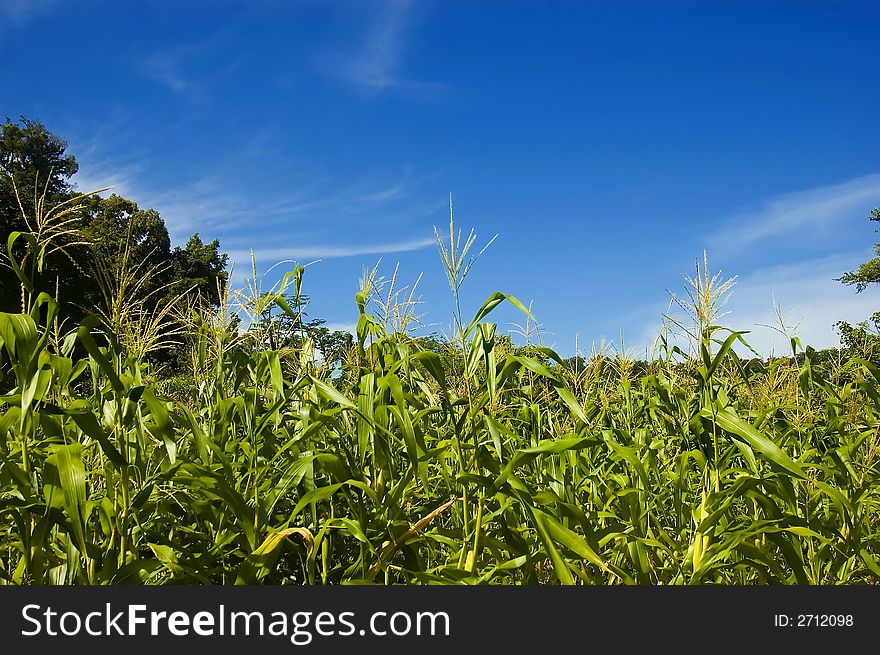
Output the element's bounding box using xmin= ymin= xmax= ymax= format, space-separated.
xmin=310 ymin=323 xmax=354 ymax=370
xmin=0 ymin=116 xmax=78 ymax=210
xmin=72 ymin=194 xmax=173 ymax=320
xmin=1 ymin=117 xmax=230 ymax=326
xmin=81 ymin=194 xmax=172 ymax=271
xmin=837 ymin=208 xmax=880 ymax=291
xmin=836 ymin=207 xmax=880 ymax=361
xmin=168 ymin=233 xmax=229 ymax=307
xmin=0 ymin=116 xmax=79 ymax=312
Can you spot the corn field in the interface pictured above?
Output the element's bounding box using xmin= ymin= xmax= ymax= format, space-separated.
xmin=2 ymin=198 xmax=880 ymax=585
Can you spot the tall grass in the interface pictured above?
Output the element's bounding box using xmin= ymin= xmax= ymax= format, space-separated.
xmin=1 ymin=191 xmax=879 ymax=584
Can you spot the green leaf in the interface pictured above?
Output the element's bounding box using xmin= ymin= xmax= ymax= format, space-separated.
xmin=529 ymin=508 xmax=575 ymax=585
xmin=702 ymin=406 xmax=806 ymax=479
xmin=45 ymin=444 xmax=89 ymax=555
xmin=69 ymin=411 xmax=126 ymax=467
xmin=236 ymin=527 xmax=314 ymax=585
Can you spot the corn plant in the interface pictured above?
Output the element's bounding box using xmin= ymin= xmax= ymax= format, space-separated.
xmin=2 ymin=192 xmax=879 ymax=585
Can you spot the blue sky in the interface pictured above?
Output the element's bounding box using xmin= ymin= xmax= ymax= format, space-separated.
xmin=3 ymin=0 xmax=880 ymax=357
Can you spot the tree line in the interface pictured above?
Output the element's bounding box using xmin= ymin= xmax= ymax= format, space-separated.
xmin=1 ymin=115 xmax=354 ymax=373
xmin=1 ymin=116 xmax=228 ymax=321
xmin=2 ymin=115 xmax=878 ymax=370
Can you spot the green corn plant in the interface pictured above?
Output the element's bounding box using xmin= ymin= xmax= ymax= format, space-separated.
xmin=2 ymin=183 xmax=879 ymax=587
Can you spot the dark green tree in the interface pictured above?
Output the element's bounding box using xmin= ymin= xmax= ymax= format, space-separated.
xmin=0 ymin=116 xmax=78 ymax=216
xmin=837 ymin=208 xmax=880 ymax=291
xmin=0 ymin=116 xmax=80 ymax=312
xmin=81 ymin=194 xmax=172 ymax=272
xmin=168 ymin=233 xmax=229 ymax=307
xmin=310 ymin=324 xmax=354 ymax=369
xmin=1 ymin=117 xmax=229 ymax=326
xmin=836 ymin=207 xmax=880 ymax=361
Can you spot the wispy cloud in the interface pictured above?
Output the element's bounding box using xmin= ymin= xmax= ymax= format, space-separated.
xmin=345 ymin=0 xmax=412 ymax=91
xmin=71 ymin=147 xmax=266 ymax=241
xmin=72 ymin=145 xmax=439 ymax=244
xmin=324 ymin=321 xmax=357 ymax=335
xmin=139 ymin=51 xmax=190 ymax=93
xmin=0 ymin=0 xmax=59 ymax=29
xmin=226 ymin=236 xmax=435 ymax=268
xmin=134 ymin=26 xmax=250 ymax=98
xmin=709 ymin=172 xmax=880 ymax=253
xmin=720 ymin=253 xmax=878 ymax=356
xmin=68 ymin=124 xmax=446 ymax=295
xmin=326 ymin=0 xmax=444 ymax=98
xmin=68 ymin=120 xmax=157 ymax=201
xmin=359 ymin=183 xmax=406 ymax=203
xmin=71 ymin=158 xmax=144 ymax=201
xmin=633 ymin=252 xmax=878 ymax=357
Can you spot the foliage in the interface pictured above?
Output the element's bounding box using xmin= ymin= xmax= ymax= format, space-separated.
xmin=0 ymin=117 xmax=228 ymax=332
xmin=836 ymin=207 xmax=880 ymax=364
xmin=2 ymin=199 xmax=879 ymax=586
xmin=837 ymin=208 xmax=880 ymax=292
xmin=0 ymin=116 xmax=80 ymax=314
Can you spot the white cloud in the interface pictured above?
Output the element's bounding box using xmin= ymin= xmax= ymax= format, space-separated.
xmin=324 ymin=321 xmax=357 ymax=335
xmin=71 ymin=155 xmax=242 ymax=242
xmin=138 ymin=51 xmax=189 ymax=93
xmin=323 ymin=0 xmax=444 ymax=98
xmin=359 ymin=183 xmax=406 ymax=203
xmin=709 ymin=172 xmax=880 ymax=253
xmin=723 ymin=254 xmax=877 ymax=356
xmin=636 ymin=252 xmax=878 ymax=358
xmin=642 ymin=171 xmax=880 ymax=358
xmin=226 ymin=236 xmax=435 ymax=268
xmin=0 ymin=0 xmax=59 ymax=28
xmin=71 ymin=162 xmax=143 ymax=200
xmin=354 ymin=28 xmax=403 ymax=88
xmin=138 ymin=177 xmax=249 ymax=241
xmin=342 ymin=0 xmax=413 ymax=91
xmin=132 ymin=25 xmax=251 ymax=98
xmin=70 ymin=135 xmax=440 ymax=247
